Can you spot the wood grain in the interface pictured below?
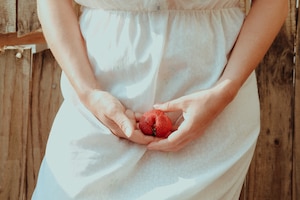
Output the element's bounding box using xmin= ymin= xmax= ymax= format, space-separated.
xmin=0 ymin=0 xmax=16 ymax=33
xmin=0 ymin=48 xmax=31 ymax=199
xmin=0 ymin=31 xmax=46 ymax=48
xmin=293 ymin=3 xmax=300 ymax=200
xmin=17 ymin=0 xmax=41 ymax=36
xmin=240 ymin=1 xmax=296 ymax=199
xmin=17 ymin=0 xmax=80 ymax=37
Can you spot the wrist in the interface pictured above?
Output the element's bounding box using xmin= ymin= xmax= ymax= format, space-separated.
xmin=75 ymin=79 xmax=103 ymax=107
xmin=80 ymin=88 xmax=104 ymax=107
xmin=213 ymin=78 xmax=242 ymax=104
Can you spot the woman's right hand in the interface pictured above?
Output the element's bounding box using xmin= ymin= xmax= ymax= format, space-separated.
xmin=37 ymin=0 xmax=155 ymax=145
xmin=84 ymin=90 xmax=158 ymax=145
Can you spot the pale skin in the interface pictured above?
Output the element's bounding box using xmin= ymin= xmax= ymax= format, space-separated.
xmin=37 ymin=0 xmax=288 ymax=152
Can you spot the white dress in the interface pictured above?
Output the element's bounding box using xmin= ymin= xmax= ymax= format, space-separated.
xmin=32 ymin=0 xmax=260 ymax=199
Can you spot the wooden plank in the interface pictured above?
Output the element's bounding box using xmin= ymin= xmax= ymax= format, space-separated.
xmin=17 ymin=0 xmax=80 ymax=37
xmin=0 ymin=48 xmax=31 ymax=200
xmin=0 ymin=0 xmax=16 ymax=33
xmin=241 ymin=0 xmax=296 ymax=199
xmin=293 ymin=3 xmax=300 ymax=200
xmin=17 ymin=0 xmax=41 ymax=36
xmin=0 ymin=31 xmax=46 ymax=48
xmin=26 ymin=49 xmax=63 ymax=199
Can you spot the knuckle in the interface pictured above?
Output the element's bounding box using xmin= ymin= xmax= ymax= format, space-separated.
xmin=105 ymin=105 xmax=119 ymax=116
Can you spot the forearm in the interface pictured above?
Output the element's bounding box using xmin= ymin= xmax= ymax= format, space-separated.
xmin=37 ymin=0 xmax=100 ymax=103
xmin=217 ymin=0 xmax=288 ymax=97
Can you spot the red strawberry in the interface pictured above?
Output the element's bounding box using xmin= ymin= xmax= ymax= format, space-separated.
xmin=139 ymin=109 xmax=173 ymax=138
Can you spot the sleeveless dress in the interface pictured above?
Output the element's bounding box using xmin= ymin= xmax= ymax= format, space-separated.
xmin=32 ymin=0 xmax=261 ymax=199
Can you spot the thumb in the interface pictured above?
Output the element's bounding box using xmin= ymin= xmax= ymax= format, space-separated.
xmin=113 ymin=112 xmax=134 ymax=137
xmin=153 ymin=98 xmax=182 ymax=112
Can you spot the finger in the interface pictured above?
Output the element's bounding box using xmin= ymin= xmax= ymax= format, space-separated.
xmin=147 ymin=120 xmax=191 ymax=151
xmin=111 ymin=111 xmax=135 ymax=137
xmin=146 ymin=132 xmax=180 ymax=151
xmin=147 ymin=137 xmax=183 ymax=152
xmin=113 ymin=110 xmax=159 ymax=144
xmin=125 ymin=109 xmax=135 ymax=120
xmin=153 ymin=97 xmax=184 ymax=112
xmin=125 ymin=110 xmax=153 ymax=144
xmin=98 ymin=115 xmax=127 ymax=138
xmin=172 ymin=115 xmax=184 ymax=130
xmin=128 ymin=130 xmax=161 ymax=145
xmin=110 ymin=121 xmax=158 ymax=145
xmin=134 ymin=112 xmax=143 ymax=121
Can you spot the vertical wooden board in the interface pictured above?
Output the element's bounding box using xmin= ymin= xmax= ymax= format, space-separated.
xmin=241 ymin=1 xmax=295 ymax=199
xmin=0 ymin=48 xmax=31 ymax=200
xmin=17 ymin=0 xmax=80 ymax=36
xmin=17 ymin=0 xmax=40 ymax=36
xmin=26 ymin=49 xmax=63 ymax=199
xmin=293 ymin=3 xmax=300 ymax=200
xmin=0 ymin=0 xmax=16 ymax=33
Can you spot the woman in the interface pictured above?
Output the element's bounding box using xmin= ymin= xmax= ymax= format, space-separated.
xmin=33 ymin=0 xmax=287 ymax=199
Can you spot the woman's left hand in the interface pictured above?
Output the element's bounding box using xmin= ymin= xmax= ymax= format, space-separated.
xmin=147 ymin=0 xmax=289 ymax=152
xmin=147 ymin=80 xmax=237 ymax=152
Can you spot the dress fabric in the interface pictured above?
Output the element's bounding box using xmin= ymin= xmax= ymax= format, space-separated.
xmin=32 ymin=0 xmax=261 ymax=200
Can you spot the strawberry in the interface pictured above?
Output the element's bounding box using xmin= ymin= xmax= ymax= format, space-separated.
xmin=139 ymin=109 xmax=173 ymax=138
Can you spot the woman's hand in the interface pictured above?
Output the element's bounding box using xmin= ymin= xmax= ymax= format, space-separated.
xmin=38 ymin=0 xmax=157 ymax=146
xmin=84 ymin=90 xmax=158 ymax=145
xmin=147 ymin=80 xmax=237 ymax=152
xmin=147 ymin=0 xmax=288 ymax=152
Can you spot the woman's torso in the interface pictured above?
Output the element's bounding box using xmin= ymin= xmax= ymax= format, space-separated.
xmin=62 ymin=0 xmax=245 ymax=114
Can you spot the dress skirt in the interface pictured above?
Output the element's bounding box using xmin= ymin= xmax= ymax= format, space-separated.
xmin=32 ymin=0 xmax=260 ymax=199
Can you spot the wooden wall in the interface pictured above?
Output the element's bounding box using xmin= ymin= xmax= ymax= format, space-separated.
xmin=293 ymin=1 xmax=300 ymax=199
xmin=0 ymin=48 xmax=63 ymax=200
xmin=0 ymin=0 xmax=299 ymax=199
xmin=240 ymin=0 xmax=298 ymax=199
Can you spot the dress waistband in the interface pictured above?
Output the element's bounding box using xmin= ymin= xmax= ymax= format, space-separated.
xmin=75 ymin=0 xmax=242 ymax=12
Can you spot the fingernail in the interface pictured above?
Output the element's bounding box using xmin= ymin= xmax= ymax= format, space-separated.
xmin=125 ymin=127 xmax=132 ymax=137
